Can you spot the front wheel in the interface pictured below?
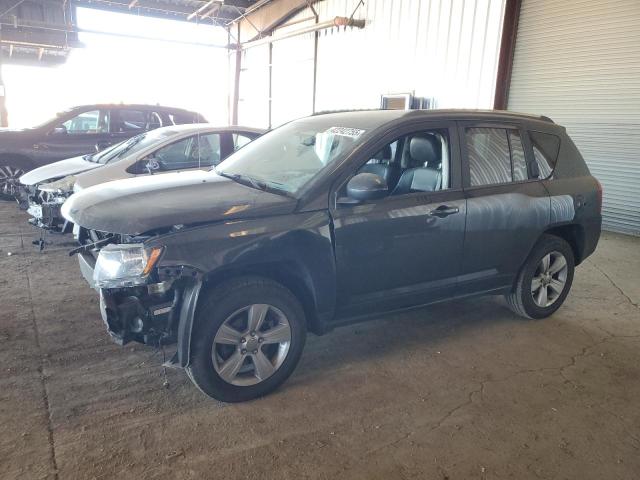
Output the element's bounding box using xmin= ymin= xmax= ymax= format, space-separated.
xmin=506 ymin=234 xmax=575 ymax=319
xmin=0 ymin=161 xmax=27 ymax=201
xmin=186 ymin=276 xmax=307 ymax=402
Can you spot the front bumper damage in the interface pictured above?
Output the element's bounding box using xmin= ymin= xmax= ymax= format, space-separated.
xmin=24 ymin=186 xmax=72 ymax=233
xmin=77 ymin=249 xmax=202 ymax=366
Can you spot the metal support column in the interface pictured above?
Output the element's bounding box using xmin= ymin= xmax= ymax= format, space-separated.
xmin=0 ymin=25 xmax=7 ymax=127
xmin=231 ymin=24 xmax=241 ymax=125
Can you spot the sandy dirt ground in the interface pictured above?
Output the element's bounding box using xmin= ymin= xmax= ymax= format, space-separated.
xmin=0 ymin=202 xmax=639 ymax=480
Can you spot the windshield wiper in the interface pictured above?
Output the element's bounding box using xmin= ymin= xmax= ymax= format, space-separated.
xmin=217 ymin=171 xmax=293 ymax=197
xmin=107 ymin=136 xmax=143 ymax=163
xmin=222 ymin=172 xmax=265 ymax=190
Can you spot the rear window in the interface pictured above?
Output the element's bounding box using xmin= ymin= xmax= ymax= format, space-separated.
xmin=529 ymin=131 xmax=560 ymax=179
xmin=466 ymin=127 xmax=512 ymax=186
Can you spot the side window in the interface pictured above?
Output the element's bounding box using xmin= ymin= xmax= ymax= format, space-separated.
xmin=466 ymin=128 xmax=511 ymax=186
xmin=115 ymin=109 xmax=147 ymax=132
xmin=148 ymin=111 xmax=163 ymax=129
xmin=365 ymin=141 xmax=397 ymax=167
xmin=168 ymin=112 xmax=199 ymax=125
xmin=232 ymin=133 xmax=253 ymax=151
xmin=530 ymin=131 xmax=560 ymax=179
xmin=355 ymin=129 xmax=450 ymax=195
xmin=62 ymin=110 xmax=107 ymax=134
xmin=196 ymin=133 xmax=221 ymax=166
xmin=152 ymin=133 xmax=221 ymax=171
xmin=508 ymin=130 xmax=528 ymax=181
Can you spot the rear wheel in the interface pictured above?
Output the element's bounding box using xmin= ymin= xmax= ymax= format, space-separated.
xmin=506 ymin=234 xmax=575 ymax=319
xmin=187 ymin=276 xmax=306 ymax=402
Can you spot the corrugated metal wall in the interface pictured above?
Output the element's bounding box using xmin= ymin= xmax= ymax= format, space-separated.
xmin=508 ymin=0 xmax=640 ymax=235
xmin=238 ymin=0 xmax=506 ymax=128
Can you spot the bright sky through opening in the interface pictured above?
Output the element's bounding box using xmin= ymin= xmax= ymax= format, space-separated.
xmin=2 ymin=7 xmax=230 ymax=128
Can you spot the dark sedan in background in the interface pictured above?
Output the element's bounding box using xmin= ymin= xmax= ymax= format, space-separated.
xmin=0 ymin=103 xmax=206 ymax=199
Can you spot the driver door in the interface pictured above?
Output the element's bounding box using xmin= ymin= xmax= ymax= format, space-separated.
xmin=138 ymin=133 xmax=222 ymax=174
xmin=38 ymin=108 xmax=111 ymax=162
xmin=330 ymin=122 xmax=467 ymax=318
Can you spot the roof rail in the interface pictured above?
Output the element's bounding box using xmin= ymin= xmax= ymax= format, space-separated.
xmin=312 ymin=108 xmax=381 ymax=116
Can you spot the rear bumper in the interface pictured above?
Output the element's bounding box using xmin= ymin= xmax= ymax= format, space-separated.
xmin=581 ymin=216 xmax=602 ymax=261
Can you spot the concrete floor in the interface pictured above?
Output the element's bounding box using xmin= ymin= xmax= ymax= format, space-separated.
xmin=1 ymin=201 xmax=639 ymax=480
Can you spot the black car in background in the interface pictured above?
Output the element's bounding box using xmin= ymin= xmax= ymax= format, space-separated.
xmin=0 ymin=104 xmax=206 ymax=198
xmin=63 ymin=109 xmax=602 ymax=402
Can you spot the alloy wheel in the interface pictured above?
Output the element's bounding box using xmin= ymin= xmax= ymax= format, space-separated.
xmin=531 ymin=251 xmax=568 ymax=307
xmin=211 ymin=304 xmax=292 ymax=386
xmin=0 ymin=165 xmax=25 ymax=198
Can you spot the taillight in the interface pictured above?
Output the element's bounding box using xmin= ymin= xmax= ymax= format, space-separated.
xmin=595 ymin=178 xmax=603 ymax=214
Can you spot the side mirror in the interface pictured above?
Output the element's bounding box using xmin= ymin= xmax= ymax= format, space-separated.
xmin=345 ymin=172 xmax=389 ymax=202
xmin=51 ymin=125 xmax=67 ymax=135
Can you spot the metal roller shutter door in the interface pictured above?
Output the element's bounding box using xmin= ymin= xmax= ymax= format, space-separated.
xmin=508 ymin=0 xmax=640 ymax=235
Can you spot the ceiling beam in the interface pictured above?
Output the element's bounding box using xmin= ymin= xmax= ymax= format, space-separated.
xmin=232 ymin=0 xmax=324 ymax=42
xmin=73 ymin=0 xmax=240 ymax=24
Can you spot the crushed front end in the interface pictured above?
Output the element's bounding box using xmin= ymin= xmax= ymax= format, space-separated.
xmin=24 ymin=178 xmax=76 ymax=234
xmin=73 ymin=234 xmax=201 ymax=349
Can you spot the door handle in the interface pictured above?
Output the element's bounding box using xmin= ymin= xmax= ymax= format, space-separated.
xmin=428 ymin=204 xmax=459 ymax=218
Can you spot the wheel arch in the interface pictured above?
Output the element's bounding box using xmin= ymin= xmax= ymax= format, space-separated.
xmin=0 ymin=153 xmax=35 ymax=170
xmin=172 ymin=261 xmax=329 ymax=369
xmin=543 ymin=224 xmax=585 ymax=265
xmin=510 ymin=224 xmax=584 ymax=293
xmin=200 ymin=261 xmax=324 ymax=334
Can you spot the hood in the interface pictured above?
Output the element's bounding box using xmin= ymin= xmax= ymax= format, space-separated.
xmin=73 ymin=161 xmax=131 ymax=192
xmin=20 ymin=156 xmax=101 ymax=186
xmin=62 ymin=170 xmax=297 ymax=235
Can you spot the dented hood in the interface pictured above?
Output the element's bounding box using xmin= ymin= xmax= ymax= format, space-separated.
xmin=62 ymin=170 xmax=297 ymax=235
xmin=20 ymin=156 xmax=101 ymax=186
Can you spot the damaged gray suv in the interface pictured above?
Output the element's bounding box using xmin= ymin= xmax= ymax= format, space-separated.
xmin=63 ymin=110 xmax=602 ymax=402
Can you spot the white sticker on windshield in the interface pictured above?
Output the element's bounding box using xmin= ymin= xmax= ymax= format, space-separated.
xmin=325 ymin=127 xmax=365 ymax=138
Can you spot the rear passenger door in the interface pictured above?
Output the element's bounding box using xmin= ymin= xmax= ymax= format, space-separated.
xmin=458 ymin=121 xmax=550 ymax=294
xmin=331 ymin=122 xmax=467 ymax=317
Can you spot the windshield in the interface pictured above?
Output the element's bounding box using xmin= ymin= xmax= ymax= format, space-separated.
xmin=216 ymin=120 xmax=366 ymax=196
xmin=29 ymin=108 xmax=76 ymax=130
xmin=90 ymin=127 xmax=185 ymax=164
xmin=84 ymin=140 xmax=125 ymax=163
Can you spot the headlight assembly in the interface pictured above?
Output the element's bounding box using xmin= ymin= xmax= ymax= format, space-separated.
xmin=39 ymin=175 xmax=76 ymax=193
xmin=93 ymin=244 xmax=163 ymax=288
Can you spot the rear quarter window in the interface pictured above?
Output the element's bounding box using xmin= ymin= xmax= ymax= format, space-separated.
xmin=529 ymin=131 xmax=560 ymax=179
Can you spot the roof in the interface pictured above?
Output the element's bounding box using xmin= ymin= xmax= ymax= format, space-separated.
xmin=65 ymin=104 xmax=204 ymax=114
xmin=305 ymin=109 xmax=557 ymax=131
xmin=157 ymin=123 xmax=265 ymax=134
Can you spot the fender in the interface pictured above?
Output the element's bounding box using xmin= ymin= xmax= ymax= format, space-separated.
xmin=154 ymin=211 xmax=336 ymax=368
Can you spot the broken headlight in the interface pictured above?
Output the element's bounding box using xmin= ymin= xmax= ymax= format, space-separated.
xmin=93 ymin=244 xmax=163 ymax=288
xmin=39 ymin=175 xmax=76 ymax=194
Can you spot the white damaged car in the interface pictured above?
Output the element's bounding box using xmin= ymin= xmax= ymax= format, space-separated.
xmin=19 ymin=124 xmax=263 ymax=236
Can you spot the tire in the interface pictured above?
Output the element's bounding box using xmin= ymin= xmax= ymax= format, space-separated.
xmin=0 ymin=156 xmax=32 ymax=201
xmin=186 ymin=276 xmax=307 ymax=402
xmin=506 ymin=234 xmax=575 ymax=319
